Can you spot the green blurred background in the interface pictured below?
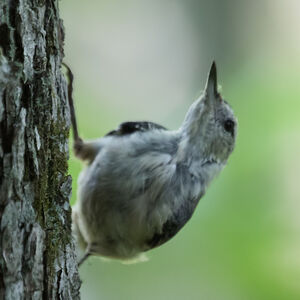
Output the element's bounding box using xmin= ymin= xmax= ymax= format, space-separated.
xmin=61 ymin=1 xmax=300 ymax=299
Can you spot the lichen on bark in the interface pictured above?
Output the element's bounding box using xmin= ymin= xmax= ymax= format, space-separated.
xmin=0 ymin=0 xmax=81 ymax=299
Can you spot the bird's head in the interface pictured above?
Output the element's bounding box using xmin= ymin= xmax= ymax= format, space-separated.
xmin=179 ymin=62 xmax=237 ymax=165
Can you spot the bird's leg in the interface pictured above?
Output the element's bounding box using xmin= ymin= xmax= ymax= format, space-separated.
xmin=78 ymin=249 xmax=91 ymax=267
xmin=73 ymin=138 xmax=99 ymax=162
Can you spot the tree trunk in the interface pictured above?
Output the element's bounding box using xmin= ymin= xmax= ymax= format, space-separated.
xmin=0 ymin=0 xmax=81 ymax=299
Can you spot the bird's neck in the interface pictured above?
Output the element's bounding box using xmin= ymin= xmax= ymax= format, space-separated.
xmin=174 ymin=128 xmax=224 ymax=187
xmin=175 ymin=126 xmax=208 ymax=164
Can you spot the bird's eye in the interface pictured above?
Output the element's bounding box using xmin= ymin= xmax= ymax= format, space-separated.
xmin=223 ymin=119 xmax=235 ymax=134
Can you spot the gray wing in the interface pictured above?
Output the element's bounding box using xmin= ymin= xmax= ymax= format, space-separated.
xmin=106 ymin=121 xmax=167 ymax=136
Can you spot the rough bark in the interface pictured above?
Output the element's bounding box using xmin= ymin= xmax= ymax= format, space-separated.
xmin=0 ymin=0 xmax=81 ymax=299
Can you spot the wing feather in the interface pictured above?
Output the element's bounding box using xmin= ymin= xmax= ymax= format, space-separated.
xmin=106 ymin=121 xmax=167 ymax=136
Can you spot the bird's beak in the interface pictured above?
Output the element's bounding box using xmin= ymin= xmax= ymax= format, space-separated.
xmin=205 ymin=61 xmax=218 ymax=98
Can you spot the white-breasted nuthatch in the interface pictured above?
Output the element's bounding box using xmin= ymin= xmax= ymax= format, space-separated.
xmin=64 ymin=62 xmax=237 ymax=265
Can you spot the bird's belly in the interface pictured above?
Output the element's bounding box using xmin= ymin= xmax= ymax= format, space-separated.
xmin=76 ymin=169 xmax=152 ymax=259
xmin=75 ymin=148 xmax=204 ymax=259
xmin=146 ymin=192 xmax=202 ymax=249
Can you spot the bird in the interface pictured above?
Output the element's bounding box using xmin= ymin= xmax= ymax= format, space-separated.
xmin=63 ymin=62 xmax=237 ymax=265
